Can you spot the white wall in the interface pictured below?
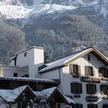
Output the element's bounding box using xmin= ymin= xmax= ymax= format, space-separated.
xmin=0 ymin=66 xmax=28 ymax=77
xmin=10 ymin=47 xmax=44 ymax=78
xmin=60 ymin=53 xmax=108 ymax=108
xmin=40 ymin=69 xmax=60 ymax=80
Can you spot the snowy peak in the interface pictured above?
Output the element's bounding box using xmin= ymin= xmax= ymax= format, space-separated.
xmin=0 ymin=0 xmax=98 ymax=6
xmin=0 ymin=0 xmax=108 ymax=22
xmin=0 ymin=4 xmax=77 ymax=19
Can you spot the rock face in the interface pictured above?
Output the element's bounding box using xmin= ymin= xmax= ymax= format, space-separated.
xmin=0 ymin=0 xmax=108 ymax=62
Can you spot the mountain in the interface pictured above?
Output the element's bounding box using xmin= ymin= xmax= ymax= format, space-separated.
xmin=0 ymin=0 xmax=108 ymax=63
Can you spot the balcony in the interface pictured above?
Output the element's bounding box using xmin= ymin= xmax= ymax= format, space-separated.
xmin=80 ymin=76 xmax=100 ymax=83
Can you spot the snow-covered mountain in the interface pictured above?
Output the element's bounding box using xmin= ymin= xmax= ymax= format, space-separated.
xmin=0 ymin=0 xmax=108 ymax=62
xmin=0 ymin=0 xmax=105 ymax=24
xmin=0 ymin=0 xmax=107 ymax=20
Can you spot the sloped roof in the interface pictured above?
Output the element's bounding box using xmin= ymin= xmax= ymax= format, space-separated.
xmin=35 ymin=87 xmax=74 ymax=104
xmin=0 ymin=85 xmax=29 ymax=102
xmin=0 ymin=86 xmax=74 ymax=104
xmin=39 ymin=47 xmax=108 ymax=73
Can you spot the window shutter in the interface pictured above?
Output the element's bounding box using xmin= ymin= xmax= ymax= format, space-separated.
xmin=85 ymin=66 xmax=88 ymax=76
xmin=69 ymin=64 xmax=73 ymax=74
xmin=78 ymin=65 xmax=81 ymax=75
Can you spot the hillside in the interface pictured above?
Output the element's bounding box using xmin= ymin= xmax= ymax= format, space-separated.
xmin=0 ymin=0 xmax=108 ymax=63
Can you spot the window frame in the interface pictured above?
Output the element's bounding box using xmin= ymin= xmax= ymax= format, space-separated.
xmin=72 ymin=103 xmax=83 ymax=108
xmin=86 ymin=84 xmax=97 ymax=94
xmin=87 ymin=104 xmax=98 ymax=108
xmin=100 ymin=84 xmax=108 ymax=95
xmin=85 ymin=66 xmax=94 ymax=76
xmin=99 ymin=67 xmax=108 ymax=78
xmin=70 ymin=82 xmax=82 ymax=94
xmin=69 ymin=64 xmax=80 ymax=75
xmin=13 ymin=73 xmax=18 ymax=77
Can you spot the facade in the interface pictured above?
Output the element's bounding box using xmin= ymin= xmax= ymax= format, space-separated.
xmin=39 ymin=48 xmax=108 ymax=108
xmin=1 ymin=46 xmax=108 ymax=108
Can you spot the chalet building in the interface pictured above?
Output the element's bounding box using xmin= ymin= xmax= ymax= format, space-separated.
xmin=1 ymin=46 xmax=108 ymax=108
xmin=0 ymin=85 xmax=71 ymax=108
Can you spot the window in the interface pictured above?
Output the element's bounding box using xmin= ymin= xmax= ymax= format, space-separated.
xmin=100 ymin=85 xmax=108 ymax=95
xmin=103 ymin=104 xmax=108 ymax=108
xmin=85 ymin=66 xmax=94 ymax=76
xmin=87 ymin=104 xmax=98 ymax=108
xmin=69 ymin=64 xmax=80 ymax=75
xmin=72 ymin=104 xmax=83 ymax=108
xmin=71 ymin=83 xmax=82 ymax=94
xmin=13 ymin=73 xmax=18 ymax=77
xmin=86 ymin=84 xmax=97 ymax=94
xmin=24 ymin=52 xmax=27 ymax=57
xmin=88 ymin=55 xmax=91 ymax=61
xmin=99 ymin=67 xmax=108 ymax=78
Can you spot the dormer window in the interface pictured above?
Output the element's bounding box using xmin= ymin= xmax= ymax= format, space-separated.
xmin=69 ymin=64 xmax=80 ymax=75
xmin=85 ymin=66 xmax=94 ymax=76
xmin=24 ymin=52 xmax=27 ymax=57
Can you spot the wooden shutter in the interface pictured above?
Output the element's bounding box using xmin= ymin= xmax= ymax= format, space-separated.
xmin=85 ymin=66 xmax=89 ymax=76
xmin=69 ymin=64 xmax=73 ymax=74
xmin=78 ymin=65 xmax=81 ymax=75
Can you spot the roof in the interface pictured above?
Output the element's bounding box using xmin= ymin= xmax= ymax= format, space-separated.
xmin=0 ymin=86 xmax=74 ymax=104
xmin=11 ymin=46 xmax=44 ymax=60
xmin=39 ymin=47 xmax=108 ymax=73
xmin=0 ymin=77 xmax=58 ymax=84
xmin=36 ymin=87 xmax=58 ymax=98
xmin=0 ymin=85 xmax=29 ymax=102
xmin=35 ymin=87 xmax=74 ymax=104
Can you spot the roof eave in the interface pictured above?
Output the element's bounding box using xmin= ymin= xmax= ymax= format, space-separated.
xmin=39 ymin=65 xmax=66 ymax=74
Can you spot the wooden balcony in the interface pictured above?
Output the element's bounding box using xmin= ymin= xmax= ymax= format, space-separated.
xmin=80 ymin=76 xmax=100 ymax=83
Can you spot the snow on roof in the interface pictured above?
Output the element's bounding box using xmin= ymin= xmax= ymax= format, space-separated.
xmin=0 ymin=86 xmax=74 ymax=104
xmin=65 ymin=96 xmax=74 ymax=104
xmin=39 ymin=47 xmax=108 ymax=73
xmin=35 ymin=87 xmax=74 ymax=104
xmin=0 ymin=77 xmax=57 ymax=84
xmin=37 ymin=87 xmax=57 ymax=98
xmin=0 ymin=85 xmax=29 ymax=102
xmin=39 ymin=47 xmax=93 ymax=73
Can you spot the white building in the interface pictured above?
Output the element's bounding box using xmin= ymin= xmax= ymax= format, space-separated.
xmin=4 ymin=46 xmax=108 ymax=108
xmin=10 ymin=46 xmax=44 ymax=78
